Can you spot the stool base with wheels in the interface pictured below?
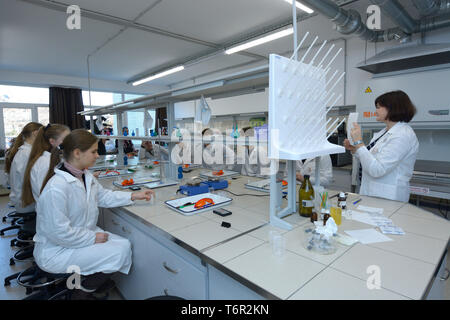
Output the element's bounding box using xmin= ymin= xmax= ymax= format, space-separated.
xmin=16 ymin=263 xmax=73 ymax=300
xmin=9 ymin=244 xmax=34 ymax=266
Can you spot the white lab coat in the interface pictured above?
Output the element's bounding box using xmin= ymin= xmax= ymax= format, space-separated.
xmin=284 ymin=156 xmax=333 ymax=187
xmin=138 ymin=144 xmax=169 ymax=161
xmin=201 ymin=143 xmax=235 ymax=171
xmin=239 ymin=145 xmax=271 ymax=177
xmin=30 ymin=151 xmax=51 ymax=203
xmin=355 ymin=122 xmax=419 ymax=202
xmin=33 ymin=165 xmax=133 ymax=275
xmin=171 ymin=142 xmax=194 ymax=165
xmin=9 ymin=142 xmax=35 ymax=213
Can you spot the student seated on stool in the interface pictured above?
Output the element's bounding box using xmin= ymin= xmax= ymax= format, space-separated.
xmin=33 ymin=129 xmax=154 ymax=299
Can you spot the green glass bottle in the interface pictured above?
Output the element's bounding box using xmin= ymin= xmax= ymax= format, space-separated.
xmin=299 ymin=174 xmax=315 ymax=217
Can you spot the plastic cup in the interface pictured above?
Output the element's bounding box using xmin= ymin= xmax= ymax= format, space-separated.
xmin=330 ymin=207 xmax=342 ymax=226
xmin=268 ymin=230 xmax=280 ymax=244
xmin=272 ymin=235 xmax=286 ymax=257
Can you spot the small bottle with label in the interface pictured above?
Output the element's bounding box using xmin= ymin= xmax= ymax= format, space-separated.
xmin=338 ymin=192 xmax=347 ymax=210
xmin=298 ymin=175 xmax=314 ymax=218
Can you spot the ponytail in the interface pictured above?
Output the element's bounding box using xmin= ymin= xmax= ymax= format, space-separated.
xmin=22 ymin=124 xmax=70 ymax=207
xmin=40 ymin=146 xmax=62 ymax=194
xmin=4 ymin=122 xmax=43 ymax=173
xmin=40 ymin=129 xmax=98 ymax=192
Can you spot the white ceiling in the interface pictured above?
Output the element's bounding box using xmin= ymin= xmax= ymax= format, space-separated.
xmin=0 ymin=0 xmax=441 ymax=94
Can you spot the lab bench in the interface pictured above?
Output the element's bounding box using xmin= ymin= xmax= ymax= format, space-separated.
xmin=97 ymin=166 xmax=450 ymax=300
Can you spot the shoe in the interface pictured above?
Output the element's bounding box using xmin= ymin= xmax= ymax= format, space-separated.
xmin=70 ymin=289 xmax=98 ymax=300
xmin=95 ymin=279 xmax=116 ymax=294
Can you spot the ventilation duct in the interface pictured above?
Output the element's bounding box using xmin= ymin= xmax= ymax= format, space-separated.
xmin=300 ymin=0 xmax=450 ymax=41
xmin=412 ymin=0 xmax=450 ymax=17
xmin=356 ymin=42 xmax=450 ymax=74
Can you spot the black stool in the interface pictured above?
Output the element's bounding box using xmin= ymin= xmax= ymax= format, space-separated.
xmin=9 ymin=244 xmax=34 ymax=266
xmin=2 ymin=210 xmax=18 ymax=223
xmin=15 ymin=263 xmax=73 ymax=300
xmin=146 ymin=295 xmax=185 ymax=300
xmin=0 ymin=212 xmax=35 ymax=237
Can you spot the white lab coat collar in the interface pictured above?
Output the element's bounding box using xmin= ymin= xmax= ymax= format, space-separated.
xmin=19 ymin=142 xmax=32 ymax=151
xmin=54 ymin=163 xmax=94 ymax=201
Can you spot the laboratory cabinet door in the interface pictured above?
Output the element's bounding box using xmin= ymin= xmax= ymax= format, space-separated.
xmin=103 ymin=210 xmax=161 ymax=300
xmin=426 ymin=251 xmax=449 ymax=300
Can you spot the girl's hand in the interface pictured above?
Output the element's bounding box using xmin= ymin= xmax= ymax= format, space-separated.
xmin=95 ymin=232 xmax=109 ymax=244
xmin=131 ymin=189 xmax=155 ymax=201
xmin=296 ymin=173 xmax=304 ymax=182
xmin=93 ymin=171 xmax=101 ymax=178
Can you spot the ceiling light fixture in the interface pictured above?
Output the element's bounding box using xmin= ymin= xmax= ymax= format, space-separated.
xmin=225 ymin=27 xmax=294 ymax=55
xmin=132 ymin=65 xmax=185 ymax=86
xmin=283 ymin=0 xmax=314 ymax=14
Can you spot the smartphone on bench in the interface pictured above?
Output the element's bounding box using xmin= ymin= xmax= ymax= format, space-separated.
xmin=213 ymin=208 xmax=232 ymax=217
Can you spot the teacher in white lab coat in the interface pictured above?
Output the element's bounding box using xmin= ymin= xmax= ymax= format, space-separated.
xmin=33 ymin=129 xmax=154 ymax=300
xmin=344 ymin=90 xmax=419 ymax=202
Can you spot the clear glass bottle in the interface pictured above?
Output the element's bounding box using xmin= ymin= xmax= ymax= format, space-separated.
xmin=299 ymin=175 xmax=315 ymax=217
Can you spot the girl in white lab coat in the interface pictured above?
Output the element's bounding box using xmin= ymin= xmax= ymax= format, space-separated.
xmin=5 ymin=122 xmax=43 ymax=213
xmin=284 ymin=156 xmax=333 ymax=187
xmin=138 ymin=140 xmax=169 ymax=161
xmin=201 ymin=128 xmax=235 ymax=171
xmin=344 ymin=90 xmax=419 ymax=202
xmin=22 ymin=124 xmax=70 ymax=208
xmin=33 ymin=129 xmax=154 ymax=299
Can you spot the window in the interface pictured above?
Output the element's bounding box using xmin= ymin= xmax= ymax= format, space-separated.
xmin=0 ymin=85 xmax=49 ymax=104
xmin=38 ymin=107 xmax=50 ymax=125
xmin=81 ymin=91 xmax=122 ymax=107
xmin=3 ymin=108 xmax=32 ymax=149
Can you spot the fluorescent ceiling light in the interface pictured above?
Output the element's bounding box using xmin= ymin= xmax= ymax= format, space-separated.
xmin=225 ymin=28 xmax=294 ymax=55
xmin=284 ymin=0 xmax=314 ymax=14
xmin=132 ymin=65 xmax=185 ymax=86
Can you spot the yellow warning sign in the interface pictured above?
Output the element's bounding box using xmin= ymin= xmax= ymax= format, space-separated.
xmin=365 ymin=87 xmax=372 ymax=93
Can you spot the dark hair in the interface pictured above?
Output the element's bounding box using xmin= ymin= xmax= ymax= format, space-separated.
xmin=22 ymin=124 xmax=70 ymax=206
xmin=374 ymin=90 xmax=416 ymax=123
xmin=5 ymin=122 xmax=43 ymax=173
xmin=40 ymin=129 xmax=98 ymax=192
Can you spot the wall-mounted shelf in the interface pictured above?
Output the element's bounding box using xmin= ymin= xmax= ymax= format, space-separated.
xmin=79 ymin=65 xmax=269 ymax=117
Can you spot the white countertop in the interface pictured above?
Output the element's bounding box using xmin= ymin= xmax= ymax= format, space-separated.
xmin=99 ymin=166 xmax=450 ymax=300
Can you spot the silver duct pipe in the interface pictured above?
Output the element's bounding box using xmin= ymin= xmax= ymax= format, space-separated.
xmin=301 ymin=0 xmax=450 ymax=42
xmin=412 ymin=0 xmax=450 ymax=17
xmin=419 ymin=12 xmax=450 ymax=31
xmin=299 ymin=0 xmax=382 ymax=41
xmin=369 ymin=0 xmax=417 ymax=34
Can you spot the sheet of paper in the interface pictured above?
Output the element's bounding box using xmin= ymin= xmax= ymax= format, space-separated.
xmin=347 ymin=210 xmax=378 ymax=226
xmin=378 ymin=225 xmax=405 ymax=235
xmin=357 ymin=205 xmax=384 ymax=215
xmin=344 ymin=229 xmax=393 ymax=244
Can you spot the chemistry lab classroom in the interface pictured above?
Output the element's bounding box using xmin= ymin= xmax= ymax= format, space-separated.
xmin=0 ymin=0 xmax=449 ymax=302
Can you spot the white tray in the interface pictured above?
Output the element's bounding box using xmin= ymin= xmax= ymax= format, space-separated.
xmin=165 ymin=193 xmax=232 ymax=216
xmin=94 ymin=168 xmax=133 ymax=179
xmin=199 ymin=170 xmax=240 ymax=179
xmin=113 ymin=176 xmax=160 ymax=189
xmin=143 ymin=179 xmax=179 ymax=189
xmin=245 ymin=179 xmax=293 ymax=193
